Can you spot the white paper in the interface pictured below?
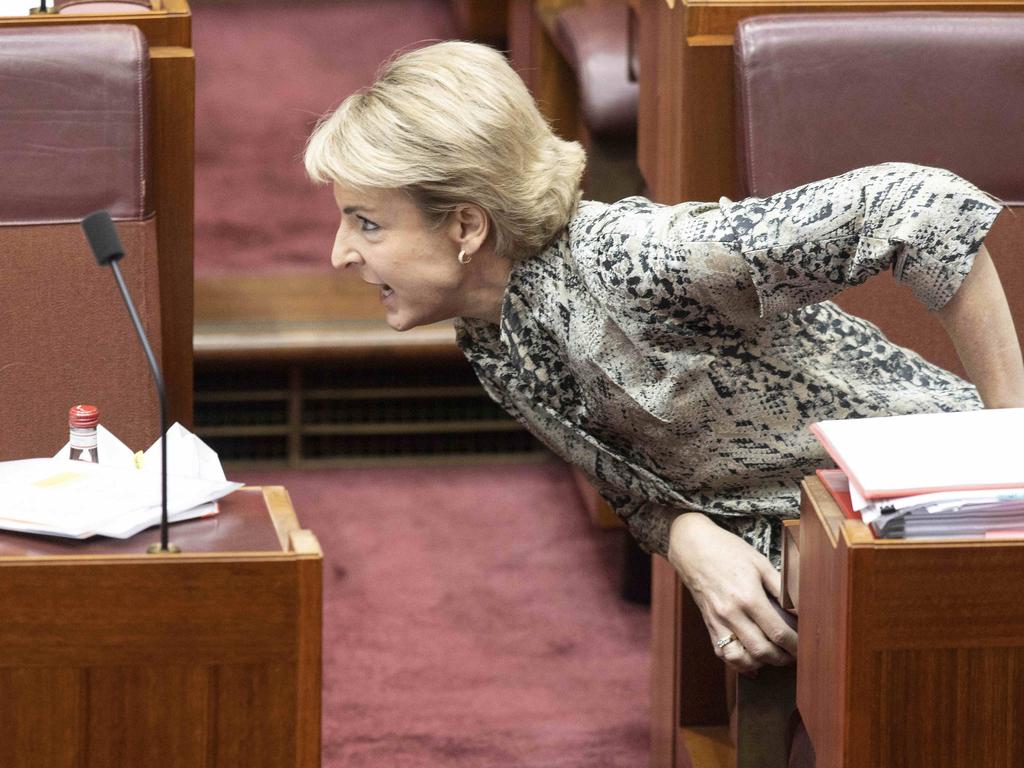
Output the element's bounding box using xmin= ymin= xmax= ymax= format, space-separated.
xmin=862 ymin=487 xmax=1024 ymax=523
xmin=0 ymin=1 xmax=42 ymax=16
xmin=848 ymin=481 xmax=868 ymax=513
xmin=95 ymin=501 xmax=219 ymax=539
xmin=140 ymin=422 xmax=227 ymax=481
xmin=811 ymin=408 xmax=1024 ymax=500
xmin=3 ymin=424 xmax=242 ymax=539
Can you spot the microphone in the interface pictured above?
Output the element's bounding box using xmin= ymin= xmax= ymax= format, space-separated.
xmin=81 ymin=210 xmax=178 ymax=554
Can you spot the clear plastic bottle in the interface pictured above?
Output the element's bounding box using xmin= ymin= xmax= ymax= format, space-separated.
xmin=68 ymin=404 xmax=100 ymax=463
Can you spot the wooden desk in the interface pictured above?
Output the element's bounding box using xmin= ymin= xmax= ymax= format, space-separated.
xmin=654 ymin=479 xmax=1024 ymax=768
xmin=0 ymin=486 xmax=321 ymax=768
xmin=0 ymin=1 xmax=195 ymax=429
xmin=651 ymin=553 xmax=732 ymax=768
xmin=630 ymin=0 xmax=1024 ymax=203
xmin=799 ymin=476 xmax=1024 ymax=767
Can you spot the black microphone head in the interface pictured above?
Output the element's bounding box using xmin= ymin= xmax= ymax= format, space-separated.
xmin=81 ymin=210 xmax=125 ymax=266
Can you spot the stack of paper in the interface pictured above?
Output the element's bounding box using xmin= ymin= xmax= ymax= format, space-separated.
xmin=0 ymin=1 xmax=43 ymax=16
xmin=810 ymin=409 xmax=1024 ymax=540
xmin=0 ymin=424 xmax=242 ymax=539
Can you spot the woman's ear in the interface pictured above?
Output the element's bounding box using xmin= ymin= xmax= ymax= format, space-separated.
xmin=448 ymin=203 xmax=490 ymax=256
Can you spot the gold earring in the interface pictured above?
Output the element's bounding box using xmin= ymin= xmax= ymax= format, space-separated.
xmin=458 ymin=249 xmax=472 ymax=265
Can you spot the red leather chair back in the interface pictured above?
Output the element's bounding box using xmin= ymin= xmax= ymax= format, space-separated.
xmin=0 ymin=25 xmax=162 ymax=459
xmin=734 ymin=13 xmax=1024 ymax=377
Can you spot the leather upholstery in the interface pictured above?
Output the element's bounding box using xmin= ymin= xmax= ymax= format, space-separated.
xmin=554 ymin=2 xmax=637 ymax=139
xmin=734 ymin=13 xmax=1024 ymax=379
xmin=0 ymin=24 xmax=151 ymax=224
xmin=734 ymin=13 xmax=1024 ymax=204
xmin=0 ymin=25 xmax=161 ymax=459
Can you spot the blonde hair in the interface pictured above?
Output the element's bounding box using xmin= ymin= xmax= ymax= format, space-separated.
xmin=304 ymin=41 xmax=585 ymax=261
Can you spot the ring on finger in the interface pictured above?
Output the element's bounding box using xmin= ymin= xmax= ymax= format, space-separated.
xmin=715 ymin=632 xmax=738 ymax=649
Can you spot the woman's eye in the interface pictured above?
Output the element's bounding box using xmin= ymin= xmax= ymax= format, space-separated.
xmin=357 ymin=216 xmax=380 ymax=233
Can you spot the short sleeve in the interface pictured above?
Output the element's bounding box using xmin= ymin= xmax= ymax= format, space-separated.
xmin=720 ymin=163 xmax=1002 ymax=317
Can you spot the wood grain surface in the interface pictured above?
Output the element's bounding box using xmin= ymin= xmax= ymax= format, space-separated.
xmin=800 ymin=476 xmax=1024 ymax=768
xmin=0 ymin=486 xmax=322 ymax=768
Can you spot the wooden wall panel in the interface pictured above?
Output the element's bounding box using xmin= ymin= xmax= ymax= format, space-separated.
xmin=650 ymin=555 xmax=682 ymax=768
xmin=0 ymin=558 xmax=299 ymax=667
xmin=507 ymin=0 xmax=581 ymax=140
xmin=0 ymin=668 xmax=84 ymax=768
xmin=150 ymin=47 xmax=195 ymax=429
xmin=209 ymin=664 xmax=297 ymax=766
xmin=796 ymin=481 xmax=849 ymax=768
xmin=84 ymin=666 xmax=211 ymax=768
xmin=871 ymin=647 xmax=1024 ymax=767
xmin=451 ymin=0 xmax=509 ymax=42
xmin=800 ymin=479 xmax=1024 ymax=767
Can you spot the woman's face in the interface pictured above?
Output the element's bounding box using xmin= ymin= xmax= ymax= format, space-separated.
xmin=330 ymin=182 xmax=467 ymax=331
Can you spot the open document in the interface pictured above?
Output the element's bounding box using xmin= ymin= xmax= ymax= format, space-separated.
xmin=811 ymin=409 xmax=1024 ymax=540
xmin=0 ymin=424 xmax=242 ymax=539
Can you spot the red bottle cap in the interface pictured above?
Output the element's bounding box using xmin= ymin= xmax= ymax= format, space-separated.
xmin=68 ymin=404 xmax=99 ymax=428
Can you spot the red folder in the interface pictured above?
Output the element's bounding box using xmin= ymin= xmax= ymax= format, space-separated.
xmin=815 ymin=469 xmax=861 ymax=521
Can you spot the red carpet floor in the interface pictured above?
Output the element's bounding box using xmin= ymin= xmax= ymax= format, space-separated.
xmin=193 ymin=0 xmax=459 ymax=277
xmin=235 ymin=462 xmax=650 ymax=767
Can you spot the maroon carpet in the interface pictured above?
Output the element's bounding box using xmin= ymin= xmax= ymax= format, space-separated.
xmin=235 ymin=462 xmax=650 ymax=767
xmin=193 ymin=0 xmax=459 ymax=277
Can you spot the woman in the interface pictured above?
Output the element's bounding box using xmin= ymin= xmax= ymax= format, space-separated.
xmin=304 ymin=41 xmax=1024 ymax=674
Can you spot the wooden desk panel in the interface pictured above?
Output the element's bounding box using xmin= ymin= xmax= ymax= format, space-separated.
xmin=0 ymin=486 xmax=322 ymax=768
xmin=651 ymin=554 xmax=731 ymax=768
xmin=799 ymin=476 xmax=1024 ymax=768
xmin=150 ymin=45 xmax=195 ymax=431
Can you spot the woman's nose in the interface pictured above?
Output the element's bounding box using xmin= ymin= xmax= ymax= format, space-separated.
xmin=331 ymin=232 xmax=362 ymax=270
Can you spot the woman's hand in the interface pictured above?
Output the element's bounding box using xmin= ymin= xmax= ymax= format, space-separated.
xmin=667 ymin=512 xmax=797 ymax=674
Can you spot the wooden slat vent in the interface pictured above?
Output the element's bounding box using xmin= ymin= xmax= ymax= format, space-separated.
xmin=194 ymin=360 xmax=544 ymax=468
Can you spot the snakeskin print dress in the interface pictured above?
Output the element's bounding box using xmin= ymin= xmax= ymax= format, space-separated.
xmin=455 ymin=163 xmax=1002 ymax=565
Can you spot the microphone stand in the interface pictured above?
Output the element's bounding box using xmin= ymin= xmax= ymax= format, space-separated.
xmin=82 ymin=211 xmax=178 ymax=554
xmin=108 ymin=263 xmax=177 ymax=554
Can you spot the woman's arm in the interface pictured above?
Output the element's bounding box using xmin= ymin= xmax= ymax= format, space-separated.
xmin=719 ymin=164 xmax=1003 ymax=322
xmin=655 ymin=167 xmax=1014 ymax=672
xmin=936 ymin=244 xmax=1024 ymax=409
